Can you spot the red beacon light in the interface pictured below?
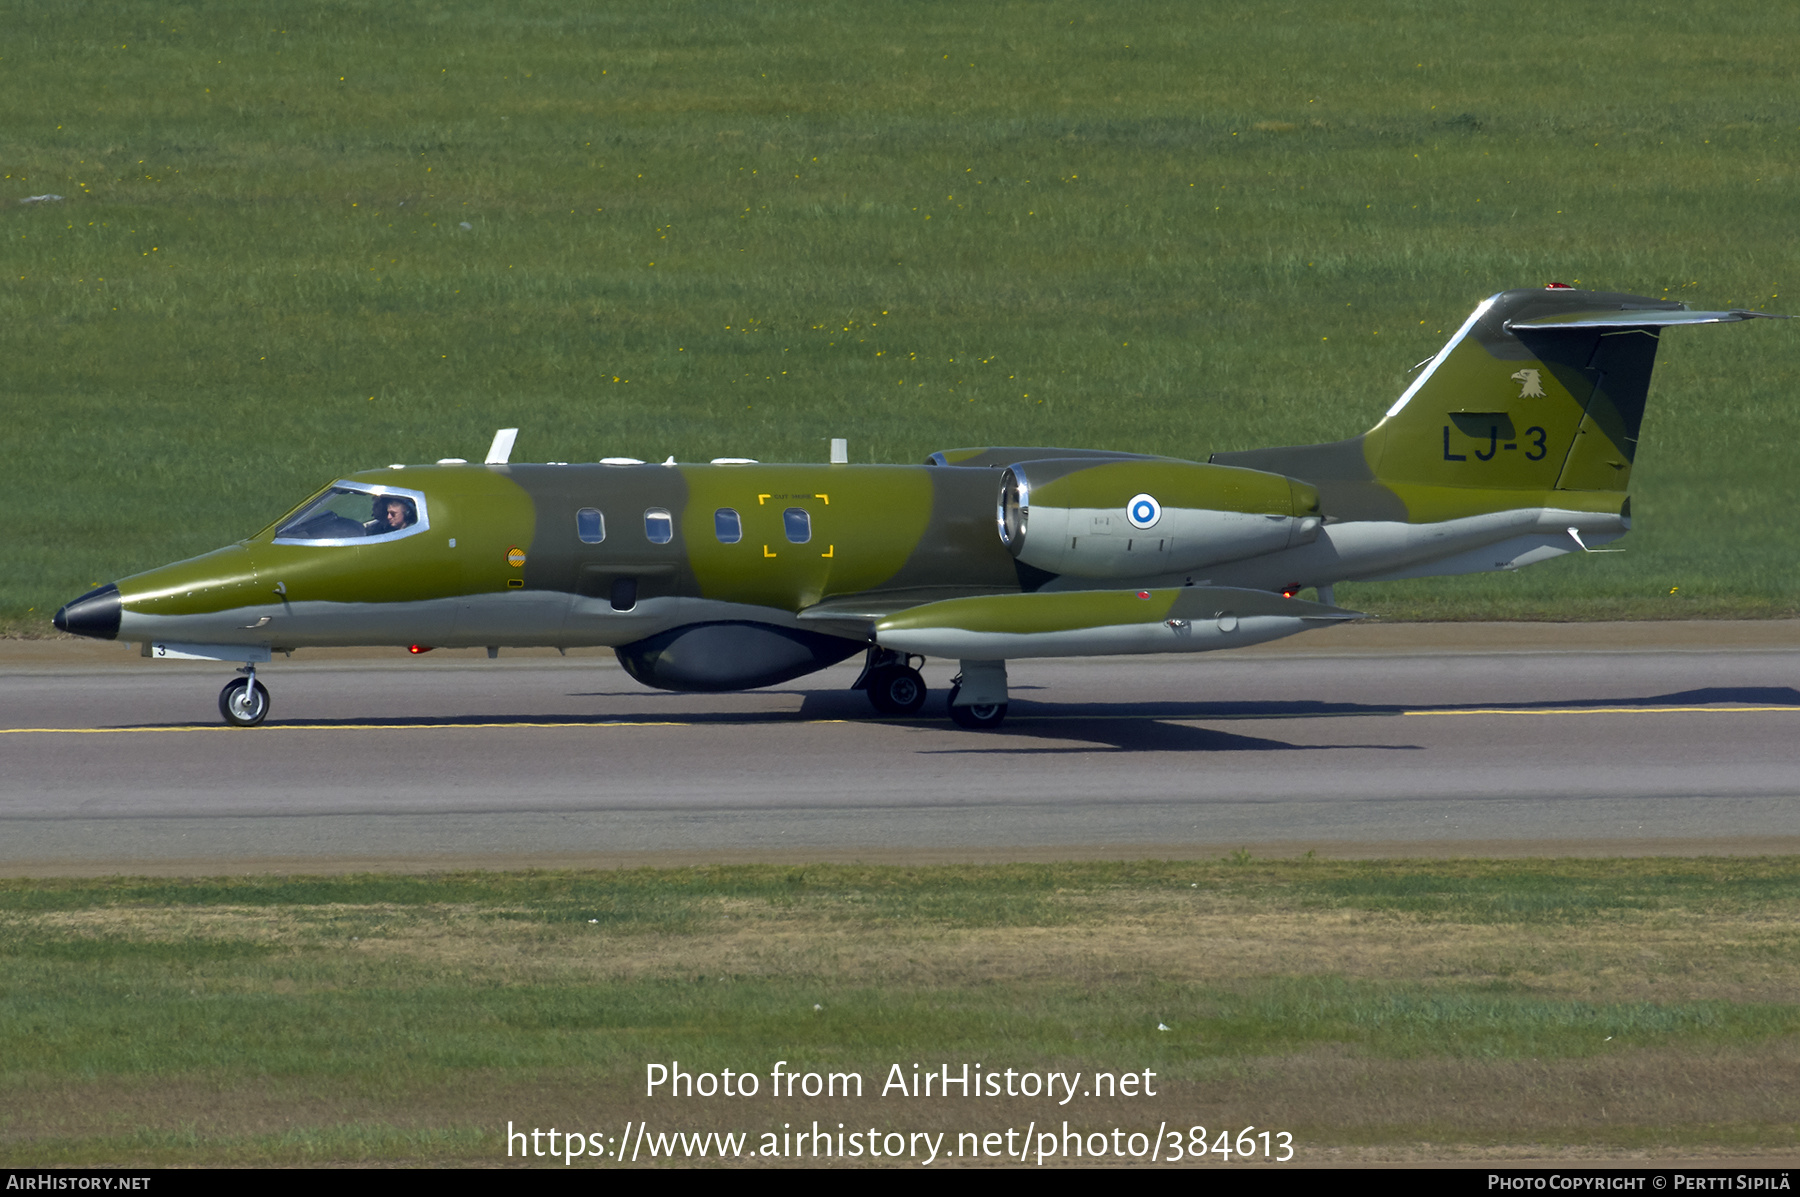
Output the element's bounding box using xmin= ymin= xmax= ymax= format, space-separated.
xmin=1545 ymin=282 xmax=1573 ymax=289
xmin=407 ymin=644 xmax=435 ymax=654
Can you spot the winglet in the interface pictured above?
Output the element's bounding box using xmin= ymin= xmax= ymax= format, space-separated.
xmin=485 ymin=428 xmax=519 ymax=465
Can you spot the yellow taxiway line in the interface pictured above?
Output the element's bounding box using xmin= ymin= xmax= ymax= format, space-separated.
xmin=1 ymin=705 xmax=1797 ymax=735
xmin=0 ymin=719 xmax=755 ymax=734
xmin=1401 ymin=706 xmax=1800 ymax=717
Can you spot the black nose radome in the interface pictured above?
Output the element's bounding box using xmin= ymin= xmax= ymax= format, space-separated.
xmin=54 ymin=583 xmax=121 ymax=640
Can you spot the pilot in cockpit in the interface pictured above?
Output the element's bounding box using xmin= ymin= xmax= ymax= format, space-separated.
xmin=366 ymin=495 xmax=417 ymax=535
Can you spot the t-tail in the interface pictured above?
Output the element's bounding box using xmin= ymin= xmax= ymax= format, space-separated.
xmin=1209 ymin=286 xmax=1787 ymax=588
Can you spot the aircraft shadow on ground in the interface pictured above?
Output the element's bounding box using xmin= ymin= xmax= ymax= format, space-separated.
xmin=815 ymin=684 xmax=1800 ymax=755
xmin=786 ymin=690 xmax=1404 ymax=753
xmin=915 ymin=720 xmax=1419 ymax=755
xmin=943 ymin=687 xmax=1800 ymax=723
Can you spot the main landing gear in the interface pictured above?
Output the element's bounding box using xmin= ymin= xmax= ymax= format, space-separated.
xmin=856 ymin=650 xmax=1011 ymax=730
xmin=858 ymin=648 xmax=929 ymax=716
xmin=218 ymin=664 xmax=270 ymax=727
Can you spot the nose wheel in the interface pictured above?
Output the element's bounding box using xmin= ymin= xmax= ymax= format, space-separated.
xmin=219 ymin=667 xmax=270 ymax=727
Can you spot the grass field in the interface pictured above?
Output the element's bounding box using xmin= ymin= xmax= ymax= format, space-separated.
xmin=2 ymin=860 xmax=1797 ymax=1165
xmin=2 ymin=0 xmax=1797 ymax=629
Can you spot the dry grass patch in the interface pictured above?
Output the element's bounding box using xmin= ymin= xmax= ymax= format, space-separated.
xmin=12 ymin=884 xmax=1798 ymax=1002
xmin=3 ymin=860 xmax=1797 ymax=1163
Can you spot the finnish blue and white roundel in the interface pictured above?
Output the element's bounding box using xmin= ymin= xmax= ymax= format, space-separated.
xmin=1126 ymin=493 xmax=1161 ymax=530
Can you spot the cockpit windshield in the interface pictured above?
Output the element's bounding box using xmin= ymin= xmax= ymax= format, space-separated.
xmin=273 ymin=483 xmax=430 ymax=546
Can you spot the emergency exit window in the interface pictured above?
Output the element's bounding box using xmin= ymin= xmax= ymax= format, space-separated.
xmin=783 ymin=508 xmax=811 ymax=544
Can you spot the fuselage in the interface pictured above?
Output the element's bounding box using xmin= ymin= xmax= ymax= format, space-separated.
xmin=59 ymin=451 xmax=1625 ymax=660
xmin=77 ymin=461 xmax=1031 ymax=654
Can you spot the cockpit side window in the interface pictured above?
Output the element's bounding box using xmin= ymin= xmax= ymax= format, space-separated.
xmin=273 ymin=484 xmax=430 ymax=545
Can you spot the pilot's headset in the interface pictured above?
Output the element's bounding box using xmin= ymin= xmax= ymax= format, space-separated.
xmin=375 ymin=494 xmax=417 ymax=527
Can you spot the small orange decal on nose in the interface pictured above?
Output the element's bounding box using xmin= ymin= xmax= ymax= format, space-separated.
xmin=507 ymin=547 xmax=526 ymax=568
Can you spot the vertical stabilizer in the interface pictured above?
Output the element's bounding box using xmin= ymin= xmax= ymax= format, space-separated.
xmin=1214 ymin=288 xmax=1781 ymax=512
xmin=1364 ymin=288 xmax=1685 ymax=494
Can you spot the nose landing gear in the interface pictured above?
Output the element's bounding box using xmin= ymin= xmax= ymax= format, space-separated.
xmin=219 ymin=665 xmax=270 ymax=727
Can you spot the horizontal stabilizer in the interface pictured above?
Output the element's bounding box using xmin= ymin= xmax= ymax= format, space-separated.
xmin=874 ymin=586 xmax=1358 ymax=660
xmin=926 ymin=446 xmax=1164 ymax=468
xmin=1507 ymin=309 xmax=1789 ymax=331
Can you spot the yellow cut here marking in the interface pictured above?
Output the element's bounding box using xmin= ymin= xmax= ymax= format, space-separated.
xmin=762 ymin=544 xmax=776 ymax=557
xmin=820 ymin=544 xmax=834 ymax=558
xmin=814 ymin=493 xmax=830 ymax=504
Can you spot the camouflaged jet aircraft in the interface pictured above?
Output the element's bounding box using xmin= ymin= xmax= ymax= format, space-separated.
xmin=54 ymin=286 xmax=1786 ymax=728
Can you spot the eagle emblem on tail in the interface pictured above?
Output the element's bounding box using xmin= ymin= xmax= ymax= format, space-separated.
xmin=1511 ymin=368 xmax=1545 ymax=398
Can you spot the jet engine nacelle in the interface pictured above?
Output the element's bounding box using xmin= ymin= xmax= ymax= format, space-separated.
xmin=997 ymin=458 xmax=1322 ymax=579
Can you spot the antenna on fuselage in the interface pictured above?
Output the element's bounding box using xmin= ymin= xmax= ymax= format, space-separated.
xmin=485 ymin=428 xmax=519 ymax=465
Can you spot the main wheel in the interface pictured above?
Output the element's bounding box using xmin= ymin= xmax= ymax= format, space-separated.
xmin=946 ymin=683 xmax=1007 ymax=730
xmin=866 ymin=665 xmax=928 ymax=716
xmin=218 ymin=677 xmax=270 ymax=727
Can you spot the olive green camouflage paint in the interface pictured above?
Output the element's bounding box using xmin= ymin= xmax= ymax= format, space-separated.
xmin=125 ymin=466 xmax=536 ymax=618
xmin=1024 ymin=458 xmax=1316 ymax=518
xmin=514 ymin=462 xmax=994 ymax=612
xmin=116 ymin=461 xmax=1011 ymax=622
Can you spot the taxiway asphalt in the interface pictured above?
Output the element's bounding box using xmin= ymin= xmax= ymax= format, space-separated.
xmin=3 ymin=622 xmax=1798 ymax=874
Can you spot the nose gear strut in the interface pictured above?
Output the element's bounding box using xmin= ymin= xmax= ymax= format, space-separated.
xmin=218 ymin=663 xmax=270 ymax=727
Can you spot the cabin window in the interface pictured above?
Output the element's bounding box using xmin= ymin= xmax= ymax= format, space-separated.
xmin=644 ymin=507 xmax=673 ymax=544
xmin=714 ymin=508 xmax=742 ymax=544
xmin=576 ymin=507 xmax=605 ymax=544
xmin=783 ymin=507 xmax=811 ymax=544
xmin=273 ymin=483 xmax=429 ymax=546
